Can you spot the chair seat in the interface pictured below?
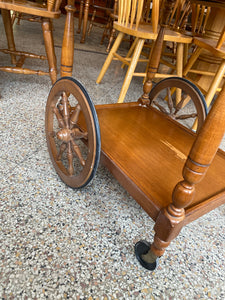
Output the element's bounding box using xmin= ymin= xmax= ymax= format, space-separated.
xmin=193 ymin=37 xmax=225 ymax=58
xmin=0 ymin=0 xmax=61 ymax=18
xmin=114 ymin=22 xmax=193 ymax=43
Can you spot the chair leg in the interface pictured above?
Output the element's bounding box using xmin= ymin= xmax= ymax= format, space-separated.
xmin=42 ymin=18 xmax=57 ymax=84
xmin=106 ymin=26 xmax=116 ymax=53
xmin=1 ymin=9 xmax=17 ymax=64
xmin=87 ymin=9 xmax=96 ymax=35
xmin=77 ymin=0 xmax=84 ymax=34
xmin=96 ymin=32 xmax=125 ymax=84
xmin=100 ymin=16 xmax=111 ymax=45
xmin=183 ymin=43 xmax=189 ymax=66
xmin=117 ymin=38 xmax=145 ymax=103
xmin=121 ymin=37 xmax=139 ymax=69
xmin=183 ymin=46 xmax=203 ymax=76
xmin=191 ymin=59 xmax=225 ymax=131
xmin=205 ymin=59 xmax=225 ymax=107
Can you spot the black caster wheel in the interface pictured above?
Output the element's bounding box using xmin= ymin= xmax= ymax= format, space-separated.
xmin=45 ymin=77 xmax=101 ymax=188
xmin=135 ymin=240 xmax=159 ymax=271
xmin=149 ymin=77 xmax=207 ymax=133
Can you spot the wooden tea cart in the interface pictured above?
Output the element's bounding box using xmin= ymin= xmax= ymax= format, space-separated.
xmin=45 ymin=0 xmax=225 ymax=270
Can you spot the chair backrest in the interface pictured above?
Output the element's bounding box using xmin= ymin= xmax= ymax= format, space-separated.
xmin=117 ymin=0 xmax=160 ymax=34
xmin=191 ymin=3 xmax=211 ymax=36
xmin=159 ymin=0 xmax=191 ymax=32
xmin=191 ymin=3 xmax=225 ymax=49
xmin=169 ymin=0 xmax=191 ymax=30
xmin=113 ymin=0 xmax=118 ymax=14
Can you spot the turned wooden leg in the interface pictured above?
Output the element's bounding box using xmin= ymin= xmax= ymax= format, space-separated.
xmin=61 ymin=2 xmax=76 ymax=77
xmin=137 ymin=82 xmax=225 ymax=270
xmin=42 ymin=18 xmax=57 ymax=84
xmin=77 ymin=0 xmax=84 ymax=34
xmin=139 ymin=27 xmax=165 ymax=105
xmin=1 ymin=9 xmax=17 ymax=64
xmin=96 ymin=32 xmax=125 ymax=84
xmin=175 ymin=42 xmax=184 ymax=103
xmin=80 ymin=0 xmax=90 ymax=43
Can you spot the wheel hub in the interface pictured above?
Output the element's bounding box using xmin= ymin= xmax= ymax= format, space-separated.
xmin=57 ymin=128 xmax=71 ymax=142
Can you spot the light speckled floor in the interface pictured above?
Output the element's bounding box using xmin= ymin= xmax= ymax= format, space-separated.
xmin=0 ymin=15 xmax=225 ymax=299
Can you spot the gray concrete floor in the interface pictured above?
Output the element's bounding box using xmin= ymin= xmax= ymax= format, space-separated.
xmin=0 ymin=15 xmax=225 ymax=299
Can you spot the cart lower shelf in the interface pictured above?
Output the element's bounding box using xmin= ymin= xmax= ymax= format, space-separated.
xmin=96 ymin=102 xmax=225 ymax=224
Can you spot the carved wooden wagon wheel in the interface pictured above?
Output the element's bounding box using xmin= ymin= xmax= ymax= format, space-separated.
xmin=45 ymin=77 xmax=101 ymax=188
xmin=148 ymin=77 xmax=208 ymax=133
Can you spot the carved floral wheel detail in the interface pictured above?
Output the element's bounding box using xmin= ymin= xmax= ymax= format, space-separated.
xmin=149 ymin=77 xmax=208 ymax=133
xmin=45 ymin=77 xmax=101 ymax=188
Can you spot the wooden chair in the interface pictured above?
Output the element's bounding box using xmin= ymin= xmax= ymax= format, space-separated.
xmin=0 ymin=0 xmax=62 ymax=83
xmin=87 ymin=0 xmax=114 ymax=36
xmin=10 ymin=0 xmax=48 ymax=25
xmin=136 ymin=0 xmax=193 ymax=81
xmin=183 ymin=3 xmax=225 ymax=109
xmin=100 ymin=0 xmax=118 ymax=52
xmin=96 ymin=0 xmax=193 ymax=103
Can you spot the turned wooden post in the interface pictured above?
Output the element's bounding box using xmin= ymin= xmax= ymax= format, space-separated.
xmin=42 ymin=18 xmax=57 ymax=83
xmin=150 ymin=81 xmax=225 ymax=257
xmin=139 ymin=0 xmax=177 ymax=104
xmin=61 ymin=0 xmax=76 ymax=77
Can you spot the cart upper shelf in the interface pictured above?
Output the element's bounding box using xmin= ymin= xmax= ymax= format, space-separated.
xmin=96 ymin=102 xmax=225 ymax=225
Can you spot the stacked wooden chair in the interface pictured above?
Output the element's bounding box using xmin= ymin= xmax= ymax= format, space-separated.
xmin=183 ymin=2 xmax=225 ymax=109
xmin=96 ymin=0 xmax=193 ymax=103
xmin=87 ymin=0 xmax=115 ymax=36
xmin=0 ymin=0 xmax=62 ymax=83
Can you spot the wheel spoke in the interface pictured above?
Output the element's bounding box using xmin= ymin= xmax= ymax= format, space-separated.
xmin=167 ymin=87 xmax=174 ymax=114
xmin=152 ymin=100 xmax=168 ymax=114
xmin=67 ymin=142 xmax=74 ymax=175
xmin=53 ymin=106 xmax=65 ymax=128
xmin=70 ymin=104 xmax=81 ymax=128
xmin=71 ymin=139 xmax=85 ymax=166
xmin=57 ymin=142 xmax=67 ymax=160
xmin=62 ymin=92 xmax=70 ymax=128
xmin=174 ymin=93 xmax=187 ymax=114
xmin=175 ymin=113 xmax=197 ymax=120
xmin=71 ymin=127 xmax=88 ymax=139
